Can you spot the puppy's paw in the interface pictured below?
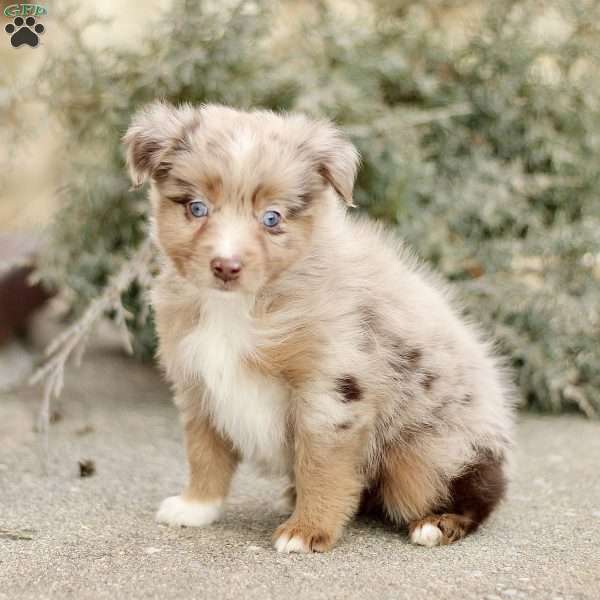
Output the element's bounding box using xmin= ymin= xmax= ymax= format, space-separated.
xmin=273 ymin=520 xmax=336 ymax=553
xmin=409 ymin=513 xmax=472 ymax=546
xmin=156 ymin=495 xmax=222 ymax=528
xmin=409 ymin=522 xmax=443 ymax=547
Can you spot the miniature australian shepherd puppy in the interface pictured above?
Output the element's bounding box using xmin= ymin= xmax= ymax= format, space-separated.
xmin=123 ymin=102 xmax=514 ymax=553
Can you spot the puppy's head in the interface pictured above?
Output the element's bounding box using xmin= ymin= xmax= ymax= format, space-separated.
xmin=123 ymin=102 xmax=359 ymax=295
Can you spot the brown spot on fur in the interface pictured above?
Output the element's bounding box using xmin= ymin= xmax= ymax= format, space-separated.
xmin=287 ymin=191 xmax=313 ymax=218
xmin=335 ymin=375 xmax=363 ymax=402
xmin=422 ymin=371 xmax=439 ymax=391
xmin=406 ymin=348 xmax=422 ymax=366
xmin=154 ymin=161 xmax=172 ymax=182
xmin=336 ymin=421 xmax=353 ymax=431
xmin=388 ymin=338 xmax=422 ymax=376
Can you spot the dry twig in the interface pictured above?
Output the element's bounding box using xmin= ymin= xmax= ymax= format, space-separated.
xmin=29 ymin=237 xmax=155 ymax=455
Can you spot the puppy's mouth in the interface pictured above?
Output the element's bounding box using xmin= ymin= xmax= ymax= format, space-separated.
xmin=212 ymin=278 xmax=241 ymax=292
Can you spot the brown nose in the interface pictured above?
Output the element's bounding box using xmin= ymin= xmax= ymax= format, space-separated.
xmin=210 ymin=256 xmax=242 ymax=282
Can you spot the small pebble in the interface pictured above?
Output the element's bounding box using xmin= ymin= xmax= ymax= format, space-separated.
xmin=49 ymin=409 xmax=63 ymax=424
xmin=75 ymin=424 xmax=95 ymax=436
xmin=78 ymin=459 xmax=96 ymax=477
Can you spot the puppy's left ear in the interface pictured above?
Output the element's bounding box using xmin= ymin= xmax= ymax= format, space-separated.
xmin=123 ymin=100 xmax=198 ymax=187
xmin=311 ymin=121 xmax=360 ymax=207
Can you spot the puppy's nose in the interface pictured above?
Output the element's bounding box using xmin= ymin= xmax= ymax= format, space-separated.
xmin=210 ymin=256 xmax=242 ymax=282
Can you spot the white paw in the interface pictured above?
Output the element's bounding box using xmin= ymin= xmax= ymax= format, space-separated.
xmin=410 ymin=523 xmax=443 ymax=547
xmin=274 ymin=533 xmax=310 ymax=554
xmin=156 ymin=495 xmax=223 ymax=527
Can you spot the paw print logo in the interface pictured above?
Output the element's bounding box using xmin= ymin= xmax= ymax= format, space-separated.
xmin=5 ymin=16 xmax=45 ymax=48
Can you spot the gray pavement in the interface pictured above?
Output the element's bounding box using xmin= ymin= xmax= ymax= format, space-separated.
xmin=1 ymin=343 xmax=599 ymax=600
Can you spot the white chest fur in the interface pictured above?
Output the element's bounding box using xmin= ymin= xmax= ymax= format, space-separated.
xmin=176 ymin=294 xmax=290 ymax=474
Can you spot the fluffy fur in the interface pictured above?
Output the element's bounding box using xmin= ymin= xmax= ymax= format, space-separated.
xmin=123 ymin=102 xmax=515 ymax=553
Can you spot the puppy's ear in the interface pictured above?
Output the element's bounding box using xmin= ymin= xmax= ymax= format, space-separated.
xmin=309 ymin=121 xmax=360 ymax=207
xmin=123 ymin=101 xmax=198 ymax=187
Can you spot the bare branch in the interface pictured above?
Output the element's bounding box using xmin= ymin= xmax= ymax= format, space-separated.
xmin=29 ymin=237 xmax=155 ymax=454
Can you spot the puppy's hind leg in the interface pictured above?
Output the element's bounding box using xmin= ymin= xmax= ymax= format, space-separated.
xmin=379 ymin=445 xmax=506 ymax=547
xmin=408 ymin=451 xmax=507 ymax=547
xmin=157 ymin=408 xmax=239 ymax=528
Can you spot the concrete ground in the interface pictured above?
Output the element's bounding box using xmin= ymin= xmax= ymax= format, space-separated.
xmin=1 ymin=342 xmax=599 ymax=600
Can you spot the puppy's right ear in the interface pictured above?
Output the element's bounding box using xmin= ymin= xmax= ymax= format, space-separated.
xmin=122 ymin=101 xmax=198 ymax=187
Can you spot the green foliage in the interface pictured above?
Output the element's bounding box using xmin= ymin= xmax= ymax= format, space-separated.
xmin=9 ymin=0 xmax=600 ymax=415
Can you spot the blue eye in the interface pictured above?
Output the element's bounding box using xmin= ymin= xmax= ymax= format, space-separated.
xmin=262 ymin=210 xmax=282 ymax=228
xmin=188 ymin=200 xmax=208 ymax=218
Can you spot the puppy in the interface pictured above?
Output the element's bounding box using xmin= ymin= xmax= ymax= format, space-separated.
xmin=123 ymin=102 xmax=514 ymax=553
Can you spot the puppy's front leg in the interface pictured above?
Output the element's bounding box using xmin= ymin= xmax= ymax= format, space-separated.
xmin=273 ymin=402 xmax=366 ymax=553
xmin=157 ymin=409 xmax=239 ymax=528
